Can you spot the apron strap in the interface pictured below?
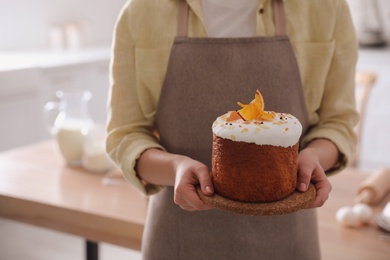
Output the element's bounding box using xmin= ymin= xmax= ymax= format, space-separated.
xmin=176 ymin=0 xmax=287 ymax=37
xmin=273 ymin=0 xmax=287 ymax=36
xmin=177 ymin=0 xmax=189 ymax=37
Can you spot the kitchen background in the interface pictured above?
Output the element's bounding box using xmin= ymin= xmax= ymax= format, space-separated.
xmin=0 ymin=0 xmax=128 ymax=153
xmin=0 ymin=0 xmax=390 ymax=259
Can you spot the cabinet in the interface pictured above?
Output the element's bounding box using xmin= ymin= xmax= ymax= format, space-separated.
xmin=0 ymin=68 xmax=44 ymax=151
xmin=0 ymin=93 xmax=44 ymax=151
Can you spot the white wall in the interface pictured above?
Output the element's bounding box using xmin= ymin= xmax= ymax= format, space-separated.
xmin=347 ymin=0 xmax=390 ymax=44
xmin=0 ymin=0 xmax=128 ymax=51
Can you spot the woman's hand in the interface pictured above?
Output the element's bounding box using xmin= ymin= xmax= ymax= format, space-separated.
xmin=297 ymin=148 xmax=332 ymax=208
xmin=136 ymin=148 xmax=214 ymax=212
xmin=173 ymin=156 xmax=214 ymax=211
xmin=297 ymin=139 xmax=338 ymax=208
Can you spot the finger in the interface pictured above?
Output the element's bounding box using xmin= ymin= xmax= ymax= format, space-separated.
xmin=312 ymin=180 xmax=332 ymax=208
xmin=308 ymin=186 xmax=329 ymax=208
xmin=179 ymin=204 xmax=196 ymax=212
xmin=178 ymin=196 xmax=213 ymax=211
xmin=193 ymin=165 xmax=214 ymax=196
xmin=308 ymin=171 xmax=332 ymax=208
xmin=187 ymin=193 xmax=213 ymax=210
xmin=297 ymin=164 xmax=313 ymax=192
xmin=185 ymin=185 xmax=214 ymax=210
xmin=175 ymin=183 xmax=213 ymax=211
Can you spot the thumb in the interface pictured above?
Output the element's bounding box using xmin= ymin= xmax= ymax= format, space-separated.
xmin=297 ymin=164 xmax=312 ymax=192
xmin=194 ymin=167 xmax=214 ymax=196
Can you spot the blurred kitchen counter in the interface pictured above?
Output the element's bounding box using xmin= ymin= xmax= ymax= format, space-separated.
xmin=0 ymin=47 xmax=110 ymax=72
xmin=0 ymin=141 xmax=389 ymax=259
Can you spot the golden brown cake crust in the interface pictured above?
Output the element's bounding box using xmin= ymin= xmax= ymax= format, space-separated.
xmin=211 ymin=134 xmax=298 ymax=203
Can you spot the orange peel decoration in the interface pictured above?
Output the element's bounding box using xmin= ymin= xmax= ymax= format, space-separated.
xmin=236 ymin=90 xmax=276 ymax=121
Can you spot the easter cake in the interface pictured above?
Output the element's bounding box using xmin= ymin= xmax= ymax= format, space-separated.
xmin=211 ymin=90 xmax=303 ymax=203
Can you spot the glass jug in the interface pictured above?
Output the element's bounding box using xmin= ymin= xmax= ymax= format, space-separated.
xmin=44 ymin=90 xmax=95 ymax=166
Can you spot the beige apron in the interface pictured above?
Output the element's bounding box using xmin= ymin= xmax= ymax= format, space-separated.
xmin=142 ymin=0 xmax=320 ymax=259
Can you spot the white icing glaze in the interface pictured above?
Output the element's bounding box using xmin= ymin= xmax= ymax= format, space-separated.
xmin=212 ymin=111 xmax=302 ymax=147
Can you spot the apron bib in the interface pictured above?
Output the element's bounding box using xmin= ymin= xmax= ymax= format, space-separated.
xmin=142 ymin=1 xmax=320 ymax=259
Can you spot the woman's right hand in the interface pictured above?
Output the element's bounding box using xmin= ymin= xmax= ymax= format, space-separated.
xmin=173 ymin=156 xmax=215 ymax=211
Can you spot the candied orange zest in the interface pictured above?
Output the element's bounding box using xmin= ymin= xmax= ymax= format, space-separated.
xmin=237 ymin=102 xmax=249 ymax=108
xmin=254 ymin=90 xmax=265 ymax=111
xmin=226 ymin=111 xmax=242 ymax=122
xmin=259 ymin=111 xmax=276 ymax=121
xmin=236 ymin=111 xmax=246 ymax=121
xmin=237 ymin=89 xmax=275 ymax=121
xmin=238 ymin=104 xmax=261 ymax=121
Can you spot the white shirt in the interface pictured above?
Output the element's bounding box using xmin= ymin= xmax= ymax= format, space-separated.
xmin=200 ymin=0 xmax=260 ymax=37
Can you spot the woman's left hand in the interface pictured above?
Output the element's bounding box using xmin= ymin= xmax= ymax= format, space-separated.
xmin=297 ymin=147 xmax=333 ymax=208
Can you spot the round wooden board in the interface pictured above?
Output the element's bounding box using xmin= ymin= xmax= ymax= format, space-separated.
xmin=196 ymin=183 xmax=316 ymax=216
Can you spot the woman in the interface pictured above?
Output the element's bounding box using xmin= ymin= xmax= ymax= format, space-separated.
xmin=106 ymin=0 xmax=358 ymax=259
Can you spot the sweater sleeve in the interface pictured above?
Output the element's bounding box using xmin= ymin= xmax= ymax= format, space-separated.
xmin=106 ymin=3 xmax=165 ymax=195
xmin=301 ymin=0 xmax=359 ymax=174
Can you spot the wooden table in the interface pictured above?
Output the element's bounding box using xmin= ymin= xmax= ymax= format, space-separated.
xmin=0 ymin=141 xmax=148 ymax=259
xmin=318 ymin=169 xmax=390 ymax=260
xmin=0 ymin=141 xmax=389 ymax=259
